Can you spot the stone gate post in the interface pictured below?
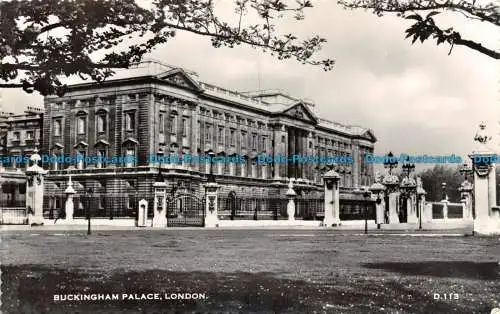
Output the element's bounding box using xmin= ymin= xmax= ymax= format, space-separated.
xmin=323 ymin=170 xmax=340 ymax=227
xmin=25 ymin=149 xmax=47 ymax=225
xmin=383 ymin=174 xmax=400 ymax=224
xmin=416 ymin=177 xmax=429 ymax=224
xmin=152 ymin=181 xmax=167 ymax=227
xmin=458 ymin=180 xmax=473 ymax=220
xmin=469 ymin=122 xmax=500 ymax=234
xmin=370 ymin=179 xmax=386 ymax=228
xmin=204 ymin=182 xmax=219 ymax=228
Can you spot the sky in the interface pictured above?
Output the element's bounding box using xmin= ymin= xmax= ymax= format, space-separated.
xmin=1 ymin=0 xmax=499 ymax=168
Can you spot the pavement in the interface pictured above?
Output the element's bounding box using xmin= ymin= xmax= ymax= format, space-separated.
xmin=0 ymin=223 xmax=475 ymax=235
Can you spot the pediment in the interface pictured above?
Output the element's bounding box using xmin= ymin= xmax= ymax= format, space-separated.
xmin=358 ymin=129 xmax=377 ymax=142
xmin=156 ymin=68 xmax=202 ymax=91
xmin=279 ymin=102 xmax=317 ymax=124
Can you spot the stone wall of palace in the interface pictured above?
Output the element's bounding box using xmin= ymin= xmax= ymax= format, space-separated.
xmin=37 ymin=73 xmax=374 ymax=200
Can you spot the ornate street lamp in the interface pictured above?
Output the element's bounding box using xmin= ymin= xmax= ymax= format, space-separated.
xmin=383 ymin=152 xmax=398 ymax=175
xmin=401 ymin=160 xmax=415 ymax=178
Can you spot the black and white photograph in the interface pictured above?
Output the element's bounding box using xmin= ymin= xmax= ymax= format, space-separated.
xmin=0 ymin=0 xmax=499 ymax=313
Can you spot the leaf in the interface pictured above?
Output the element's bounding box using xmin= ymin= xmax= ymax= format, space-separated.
xmin=405 ymin=14 xmax=423 ymax=21
xmin=426 ymin=11 xmax=441 ymax=19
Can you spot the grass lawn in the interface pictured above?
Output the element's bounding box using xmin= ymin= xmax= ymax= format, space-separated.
xmin=1 ymin=229 xmax=499 ymax=313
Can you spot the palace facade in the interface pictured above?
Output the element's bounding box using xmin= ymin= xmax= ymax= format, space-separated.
xmin=40 ymin=63 xmax=376 ymax=202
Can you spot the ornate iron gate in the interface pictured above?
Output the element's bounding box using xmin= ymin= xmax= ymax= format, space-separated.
xmin=166 ymin=193 xmax=205 ymax=227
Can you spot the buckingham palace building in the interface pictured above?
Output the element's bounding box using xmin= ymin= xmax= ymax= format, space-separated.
xmin=40 ymin=62 xmax=376 ymax=205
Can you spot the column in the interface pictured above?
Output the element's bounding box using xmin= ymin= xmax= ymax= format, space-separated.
xmin=323 ymin=170 xmax=341 ymax=226
xmin=407 ymin=192 xmax=418 ymax=223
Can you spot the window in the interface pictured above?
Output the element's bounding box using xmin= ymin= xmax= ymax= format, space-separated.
xmin=230 ymin=129 xmax=235 ymax=146
xmin=252 ymin=133 xmax=257 ymax=149
xmin=26 ymin=131 xmax=34 ymax=140
xmin=97 ymin=148 xmax=107 ymax=169
xmin=125 ymin=111 xmax=135 ymax=131
xmin=182 ymin=118 xmax=187 ymax=137
xmin=97 ymin=113 xmax=107 ymax=133
xmin=12 ymin=132 xmax=20 ymax=141
xmin=218 ymin=127 xmax=224 ymax=145
xmin=281 ymin=135 xmax=285 ymax=143
xmin=76 ymin=151 xmax=86 ymax=169
xmin=205 ymin=124 xmax=212 ymax=142
xmin=170 ymin=114 xmax=177 ymax=134
xmin=241 ymin=131 xmax=247 ymax=148
xmin=77 ymin=116 xmax=86 ymax=135
xmin=128 ymin=94 xmax=136 ymax=101
xmin=159 ymin=113 xmax=164 ymax=133
xmin=53 ymin=119 xmax=62 ymax=136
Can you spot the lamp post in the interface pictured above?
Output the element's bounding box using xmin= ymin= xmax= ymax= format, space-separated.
xmin=363 ymin=189 xmax=371 ymax=234
xmin=383 ymin=152 xmax=398 ymax=175
xmin=85 ymin=188 xmax=93 ymax=235
xmin=207 ymin=150 xmax=216 ymax=183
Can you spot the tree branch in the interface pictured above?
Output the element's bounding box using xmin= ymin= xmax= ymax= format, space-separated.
xmin=454 ymin=37 xmax=500 ymax=59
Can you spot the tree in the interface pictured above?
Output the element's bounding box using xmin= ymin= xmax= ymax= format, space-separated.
xmin=417 ymin=164 xmax=464 ymax=202
xmin=0 ymin=0 xmax=334 ymax=96
xmin=338 ymin=0 xmax=500 ymax=59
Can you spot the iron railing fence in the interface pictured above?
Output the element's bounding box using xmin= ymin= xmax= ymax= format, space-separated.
xmin=0 ymin=208 xmax=27 ymax=225
xmin=43 ymin=194 xmax=66 ymax=219
xmin=217 ymin=197 xmax=289 ymax=220
xmin=431 ymin=203 xmax=445 ymax=219
xmin=447 ymin=204 xmax=464 ymax=219
xmin=339 ymin=199 xmax=376 ymax=220
xmin=295 ymin=198 xmax=324 ymax=220
xmin=72 ymin=194 xmax=155 ymax=219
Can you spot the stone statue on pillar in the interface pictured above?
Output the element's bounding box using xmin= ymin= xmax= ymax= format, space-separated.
xmin=26 ymin=148 xmax=47 ymax=226
xmin=64 ymin=176 xmax=76 ymax=222
xmin=286 ymin=178 xmax=297 ymax=222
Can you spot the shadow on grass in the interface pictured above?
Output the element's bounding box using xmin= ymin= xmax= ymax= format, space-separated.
xmin=2 ymin=264 xmax=487 ymax=314
xmin=362 ymin=261 xmax=499 ymax=280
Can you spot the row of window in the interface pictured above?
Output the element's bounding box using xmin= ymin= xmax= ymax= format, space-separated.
xmin=317 ymin=137 xmax=352 ymax=150
xmin=10 ymin=130 xmax=35 ymax=142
